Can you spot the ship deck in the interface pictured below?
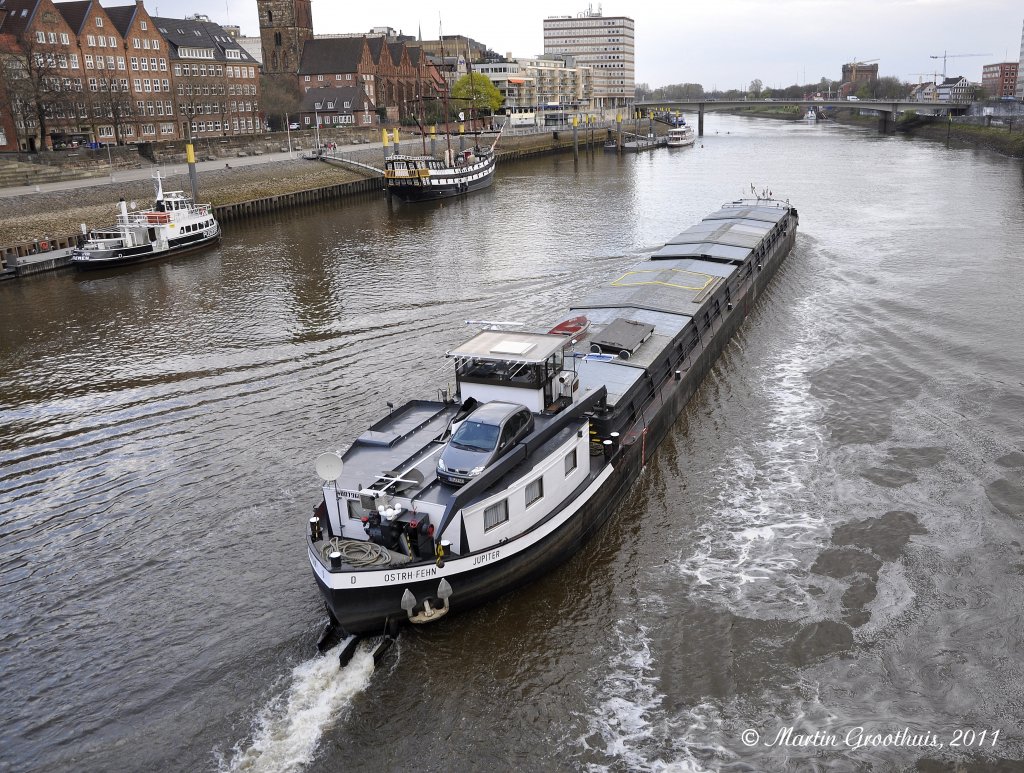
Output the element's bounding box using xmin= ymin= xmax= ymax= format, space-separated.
xmin=337 ymin=399 xmax=581 ymax=510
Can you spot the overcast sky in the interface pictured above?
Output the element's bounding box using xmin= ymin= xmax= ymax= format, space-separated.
xmin=147 ymin=0 xmax=1024 ymax=88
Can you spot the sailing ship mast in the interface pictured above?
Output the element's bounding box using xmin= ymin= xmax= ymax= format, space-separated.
xmin=438 ymin=19 xmax=454 ymax=163
xmin=416 ymin=26 xmax=427 ymax=155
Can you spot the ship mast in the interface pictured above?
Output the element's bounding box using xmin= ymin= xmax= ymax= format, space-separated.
xmin=416 ymin=26 xmax=427 ymax=155
xmin=438 ymin=19 xmax=454 ymax=162
xmin=465 ymin=41 xmax=480 ymax=146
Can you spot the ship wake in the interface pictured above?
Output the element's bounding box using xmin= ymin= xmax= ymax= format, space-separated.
xmin=677 ymin=294 xmax=835 ymax=620
xmin=217 ymin=641 xmax=376 ymax=773
xmin=579 ymin=617 xmax=731 ymax=772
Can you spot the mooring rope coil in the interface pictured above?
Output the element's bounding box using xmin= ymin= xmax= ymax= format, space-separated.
xmin=321 ymin=537 xmax=393 ymax=567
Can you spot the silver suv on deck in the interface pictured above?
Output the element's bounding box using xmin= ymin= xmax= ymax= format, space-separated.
xmin=436 ymin=402 xmax=535 ymax=486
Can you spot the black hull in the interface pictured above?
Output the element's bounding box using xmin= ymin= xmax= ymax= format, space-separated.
xmin=311 ymin=224 xmax=798 ymax=636
xmin=71 ymin=232 xmax=220 ymax=271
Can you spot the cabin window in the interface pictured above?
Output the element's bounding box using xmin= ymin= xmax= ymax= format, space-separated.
xmin=525 ymin=478 xmax=544 ymax=507
xmin=484 ymin=500 xmax=509 ymax=531
xmin=564 ymin=449 xmax=577 ymax=476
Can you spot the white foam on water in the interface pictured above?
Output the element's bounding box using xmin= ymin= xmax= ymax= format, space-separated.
xmin=678 ymin=298 xmax=834 ymax=620
xmin=218 ymin=642 xmax=375 ymax=773
xmin=580 ymin=619 xmax=733 ymax=772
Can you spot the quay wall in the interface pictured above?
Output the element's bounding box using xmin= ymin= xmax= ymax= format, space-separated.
xmin=0 ymin=125 xmax=639 ymax=278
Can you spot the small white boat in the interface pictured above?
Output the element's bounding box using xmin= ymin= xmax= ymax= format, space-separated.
xmin=71 ymin=173 xmax=220 ymax=270
xmin=666 ymin=124 xmax=696 ymax=148
xmin=805 ymin=108 xmax=818 ymax=122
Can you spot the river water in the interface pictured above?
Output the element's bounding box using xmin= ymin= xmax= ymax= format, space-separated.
xmin=2 ymin=114 xmax=1023 ymax=772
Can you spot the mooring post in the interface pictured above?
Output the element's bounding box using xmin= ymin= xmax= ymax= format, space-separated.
xmin=698 ymin=104 xmax=705 ymax=137
xmin=573 ymin=115 xmax=579 ymax=163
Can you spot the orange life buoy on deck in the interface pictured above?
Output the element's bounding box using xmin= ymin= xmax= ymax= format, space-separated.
xmin=39 ymin=240 xmax=49 ymax=251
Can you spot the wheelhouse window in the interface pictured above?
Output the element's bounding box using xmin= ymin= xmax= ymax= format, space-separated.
xmin=484 ymin=500 xmax=509 ymax=531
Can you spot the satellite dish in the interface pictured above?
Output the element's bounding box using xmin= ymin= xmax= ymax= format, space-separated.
xmin=315 ymin=451 xmax=344 ymax=481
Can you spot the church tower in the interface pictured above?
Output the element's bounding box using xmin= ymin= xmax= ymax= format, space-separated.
xmin=257 ymin=0 xmax=313 ymax=76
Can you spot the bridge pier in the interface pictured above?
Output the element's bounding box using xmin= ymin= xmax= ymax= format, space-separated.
xmin=876 ymin=105 xmax=899 ymax=134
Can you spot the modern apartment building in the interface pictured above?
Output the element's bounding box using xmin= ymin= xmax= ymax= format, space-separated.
xmin=477 ymin=54 xmax=593 ymax=114
xmin=981 ymin=61 xmax=1018 ymax=99
xmin=542 ymin=7 xmax=633 ymax=110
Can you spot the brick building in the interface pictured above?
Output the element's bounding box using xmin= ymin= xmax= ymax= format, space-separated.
xmin=257 ymin=0 xmax=311 ymax=76
xmin=296 ymin=84 xmax=375 ymax=129
xmin=0 ymin=0 xmax=86 ymax=151
xmin=153 ymin=14 xmax=261 ymax=139
xmin=0 ymin=0 xmax=262 ymax=151
xmin=981 ymin=61 xmax=1018 ymax=99
xmin=258 ymin=0 xmax=443 ymax=122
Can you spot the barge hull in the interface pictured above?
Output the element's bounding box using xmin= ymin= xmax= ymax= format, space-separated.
xmin=311 ymin=220 xmax=797 ymax=635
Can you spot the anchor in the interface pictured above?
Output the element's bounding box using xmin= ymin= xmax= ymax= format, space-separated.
xmin=401 ymin=578 xmax=453 ymax=624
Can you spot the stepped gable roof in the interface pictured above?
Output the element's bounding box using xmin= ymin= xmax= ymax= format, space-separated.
xmin=299 ymin=84 xmax=371 ymax=111
xmin=298 ymin=36 xmax=365 ymax=74
xmin=152 ymin=15 xmax=257 ymax=63
xmin=0 ymin=0 xmax=41 ymax=36
xmin=55 ymin=0 xmax=90 ymax=33
xmin=387 ymin=41 xmax=404 ymax=66
xmin=104 ymin=4 xmax=138 ymax=37
xmin=365 ymin=34 xmax=384 ymax=64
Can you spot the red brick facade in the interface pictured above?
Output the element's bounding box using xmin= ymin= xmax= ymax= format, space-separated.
xmin=0 ymin=0 xmax=262 ymax=151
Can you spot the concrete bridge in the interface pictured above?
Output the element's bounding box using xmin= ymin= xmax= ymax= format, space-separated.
xmin=634 ymin=98 xmax=970 ymax=136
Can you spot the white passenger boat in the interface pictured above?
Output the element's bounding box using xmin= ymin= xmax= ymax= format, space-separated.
xmin=666 ymin=124 xmax=696 ymax=147
xmin=70 ymin=173 xmax=220 ymax=270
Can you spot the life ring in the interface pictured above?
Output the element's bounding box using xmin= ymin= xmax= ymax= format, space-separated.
xmin=39 ymin=240 xmax=49 ymax=250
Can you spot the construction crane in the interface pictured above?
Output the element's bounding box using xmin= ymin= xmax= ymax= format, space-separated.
xmin=929 ymin=51 xmax=991 ymax=80
xmin=906 ymin=72 xmax=939 ymax=84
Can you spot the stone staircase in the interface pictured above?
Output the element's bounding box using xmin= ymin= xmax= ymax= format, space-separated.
xmin=0 ymin=157 xmax=101 ymax=189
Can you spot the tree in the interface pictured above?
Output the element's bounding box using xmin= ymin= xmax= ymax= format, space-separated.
xmin=749 ymin=79 xmax=763 ymax=98
xmin=1 ymin=37 xmax=78 ymax=151
xmin=450 ymin=72 xmax=502 ymax=116
xmin=90 ymin=75 xmax=135 ymax=144
xmin=260 ymin=73 xmax=302 ymax=131
xmin=864 ymin=76 xmax=905 ymax=100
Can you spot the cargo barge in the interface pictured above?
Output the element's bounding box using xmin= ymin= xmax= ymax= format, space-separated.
xmin=305 ymin=196 xmax=798 ymax=642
